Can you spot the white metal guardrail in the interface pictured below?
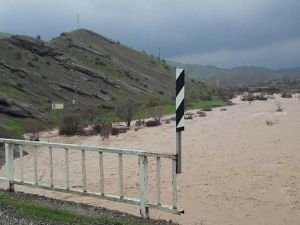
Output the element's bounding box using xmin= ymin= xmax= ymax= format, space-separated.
xmin=0 ymin=138 xmax=183 ymax=218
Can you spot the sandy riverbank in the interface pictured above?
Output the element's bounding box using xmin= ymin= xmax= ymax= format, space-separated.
xmin=1 ymin=95 xmax=300 ymax=225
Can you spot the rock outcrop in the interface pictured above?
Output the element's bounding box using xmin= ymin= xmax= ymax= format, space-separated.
xmin=0 ymin=93 xmax=47 ymax=121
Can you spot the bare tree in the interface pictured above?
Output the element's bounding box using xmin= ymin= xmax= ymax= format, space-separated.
xmin=115 ymin=99 xmax=139 ymax=127
xmin=151 ymin=106 xmax=163 ymax=123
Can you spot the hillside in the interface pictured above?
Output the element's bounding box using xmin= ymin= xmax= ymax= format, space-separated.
xmin=0 ymin=29 xmax=213 ymax=137
xmin=0 ymin=32 xmax=12 ymax=39
xmin=169 ymin=61 xmax=300 ymax=88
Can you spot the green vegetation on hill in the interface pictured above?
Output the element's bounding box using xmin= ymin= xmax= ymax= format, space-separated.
xmin=0 ymin=32 xmax=12 ymax=39
xmin=0 ymin=29 xmax=220 ymax=137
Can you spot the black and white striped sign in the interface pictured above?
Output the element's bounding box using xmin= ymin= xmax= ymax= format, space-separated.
xmin=176 ymin=68 xmax=185 ymax=132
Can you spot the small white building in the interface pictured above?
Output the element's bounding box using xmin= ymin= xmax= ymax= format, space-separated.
xmin=51 ymin=102 xmax=64 ymax=110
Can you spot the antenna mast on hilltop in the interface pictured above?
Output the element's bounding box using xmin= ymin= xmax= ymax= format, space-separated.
xmin=76 ymin=13 xmax=80 ymax=29
xmin=158 ymin=47 xmax=161 ymax=61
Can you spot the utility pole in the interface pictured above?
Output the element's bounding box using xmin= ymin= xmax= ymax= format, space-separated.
xmin=77 ymin=13 xmax=80 ymax=29
xmin=158 ymin=47 xmax=161 ymax=61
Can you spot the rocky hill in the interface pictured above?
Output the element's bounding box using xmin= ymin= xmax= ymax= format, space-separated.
xmin=0 ymin=29 xmax=211 ymax=137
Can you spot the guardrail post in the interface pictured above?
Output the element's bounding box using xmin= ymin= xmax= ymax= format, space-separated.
xmin=34 ymin=146 xmax=38 ymax=185
xmin=65 ymin=148 xmax=70 ymax=190
xmin=172 ymin=159 xmax=177 ymax=209
xmin=138 ymin=155 xmax=149 ymax=218
xmin=5 ymin=143 xmax=14 ymax=192
xmin=19 ymin=145 xmax=24 ymax=182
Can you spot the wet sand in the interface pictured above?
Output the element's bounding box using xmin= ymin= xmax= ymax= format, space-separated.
xmin=1 ymin=96 xmax=300 ymax=225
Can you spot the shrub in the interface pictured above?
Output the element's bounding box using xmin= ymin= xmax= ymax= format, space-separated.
xmin=146 ymin=98 xmax=159 ymax=107
xmin=111 ymin=127 xmax=119 ymax=136
xmin=281 ymin=92 xmax=292 ymax=98
xmin=184 ymin=114 xmax=193 ymax=120
xmin=24 ymin=120 xmax=46 ymax=141
xmin=59 ymin=113 xmax=82 ymax=135
xmin=135 ymin=120 xmax=144 ymax=127
xmin=111 ymin=126 xmax=129 ymax=135
xmin=200 ymin=94 xmax=212 ymax=101
xmin=15 ymin=52 xmax=22 ymax=60
xmin=16 ymin=82 xmax=23 ymax=88
xmin=145 ymin=120 xmax=161 ymax=127
xmin=0 ymin=126 xmax=14 ymax=138
xmin=164 ymin=119 xmax=170 ymax=124
xmin=93 ymin=123 xmax=102 ymax=134
xmin=27 ymin=61 xmax=35 ymax=67
xmin=197 ymin=111 xmax=207 ymax=117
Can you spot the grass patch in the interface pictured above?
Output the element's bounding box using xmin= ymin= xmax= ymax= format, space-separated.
xmin=5 ymin=121 xmax=25 ymax=138
xmin=190 ymin=97 xmax=224 ymax=110
xmin=0 ymin=85 xmax=28 ymax=102
xmin=135 ymin=98 xmax=225 ymax=119
xmin=161 ymin=98 xmax=224 ymax=115
xmin=0 ymin=32 xmax=11 ymax=39
xmin=0 ymin=194 xmax=149 ymax=225
xmin=162 ymin=104 xmax=175 ymax=114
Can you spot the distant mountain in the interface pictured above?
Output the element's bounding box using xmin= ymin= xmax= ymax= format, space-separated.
xmin=0 ymin=29 xmax=212 ymax=137
xmin=168 ymin=61 xmax=300 ymax=87
xmin=277 ymin=67 xmax=300 ymax=77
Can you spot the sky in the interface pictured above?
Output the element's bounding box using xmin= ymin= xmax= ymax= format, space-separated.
xmin=0 ymin=0 xmax=300 ymax=69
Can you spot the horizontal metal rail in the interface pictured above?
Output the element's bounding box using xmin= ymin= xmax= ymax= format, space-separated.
xmin=0 ymin=138 xmax=176 ymax=159
xmin=0 ymin=138 xmax=183 ymax=218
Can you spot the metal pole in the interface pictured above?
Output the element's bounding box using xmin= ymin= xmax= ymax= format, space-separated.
xmin=176 ymin=131 xmax=182 ymax=174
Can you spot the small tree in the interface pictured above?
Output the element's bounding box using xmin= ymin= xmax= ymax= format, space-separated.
xmin=115 ymin=99 xmax=139 ymax=127
xmin=151 ymin=106 xmax=163 ymax=123
xmin=59 ymin=113 xmax=82 ymax=135
xmin=24 ymin=120 xmax=45 ymax=141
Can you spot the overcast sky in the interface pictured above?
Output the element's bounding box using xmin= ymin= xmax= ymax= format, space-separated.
xmin=1 ymin=0 xmax=300 ymax=69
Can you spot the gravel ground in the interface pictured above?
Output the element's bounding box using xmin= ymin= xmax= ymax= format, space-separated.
xmin=0 ymin=203 xmax=66 ymax=225
xmin=0 ymin=190 xmax=179 ymax=225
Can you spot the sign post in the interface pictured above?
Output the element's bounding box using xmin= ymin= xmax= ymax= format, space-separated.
xmin=176 ymin=68 xmax=185 ymax=174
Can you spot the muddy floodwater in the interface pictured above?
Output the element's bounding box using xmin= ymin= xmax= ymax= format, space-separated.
xmin=1 ymin=95 xmax=300 ymax=225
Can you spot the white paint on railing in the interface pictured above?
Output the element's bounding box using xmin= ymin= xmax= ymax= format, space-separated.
xmin=65 ymin=148 xmax=69 ymax=190
xmin=172 ymin=159 xmax=177 ymax=209
xmin=98 ymin=152 xmax=104 ymax=196
xmin=49 ymin=147 xmax=53 ymax=187
xmin=5 ymin=143 xmax=14 ymax=191
xmin=34 ymin=146 xmax=38 ymax=185
xmin=156 ymin=157 xmax=161 ymax=205
xmin=139 ymin=156 xmax=149 ymax=218
xmin=81 ymin=149 xmax=87 ymax=192
xmin=19 ymin=145 xmax=24 ymax=182
xmin=118 ymin=153 xmax=123 ymax=198
xmin=0 ymin=138 xmax=183 ymax=218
